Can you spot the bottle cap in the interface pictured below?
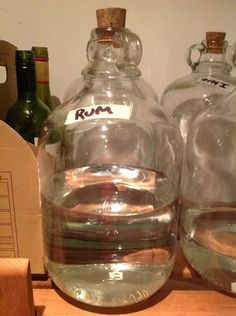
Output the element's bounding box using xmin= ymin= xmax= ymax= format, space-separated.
xmin=96 ymin=8 xmax=126 ymax=28
xmin=32 ymin=47 xmax=49 ymax=61
xmin=206 ymin=32 xmax=226 ymax=53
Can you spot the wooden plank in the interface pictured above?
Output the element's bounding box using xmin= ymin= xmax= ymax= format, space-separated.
xmin=33 ymin=281 xmax=236 ymax=316
xmin=0 ymin=258 xmax=35 ymax=316
xmin=32 ymin=249 xmax=236 ymax=315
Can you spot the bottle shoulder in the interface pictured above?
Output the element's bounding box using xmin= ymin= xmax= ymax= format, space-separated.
xmin=163 ymin=74 xmax=194 ymax=93
xmin=47 ymin=88 xmax=172 ymax=129
xmin=161 ymin=71 xmax=236 ymax=109
xmin=35 ymin=97 xmax=51 ymax=114
xmin=37 ymin=84 xmax=53 ymax=110
xmin=6 ymin=96 xmax=50 ymax=121
xmin=163 ymin=71 xmax=236 ymax=95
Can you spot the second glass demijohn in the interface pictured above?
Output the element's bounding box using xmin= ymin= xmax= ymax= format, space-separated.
xmin=38 ymin=8 xmax=182 ymax=307
xmin=180 ymin=87 xmax=236 ymax=295
xmin=161 ymin=32 xmax=236 ymax=146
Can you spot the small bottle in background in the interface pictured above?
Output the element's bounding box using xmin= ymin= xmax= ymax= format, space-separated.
xmin=6 ymin=50 xmax=50 ymax=145
xmin=32 ymin=46 xmax=54 ymax=110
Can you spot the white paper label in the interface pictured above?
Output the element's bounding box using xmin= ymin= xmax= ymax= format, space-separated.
xmin=198 ymin=77 xmax=235 ymax=92
xmin=65 ymin=104 xmax=132 ymax=125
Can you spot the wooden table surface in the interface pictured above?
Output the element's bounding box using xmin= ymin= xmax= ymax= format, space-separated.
xmin=33 ymin=249 xmax=236 ymax=316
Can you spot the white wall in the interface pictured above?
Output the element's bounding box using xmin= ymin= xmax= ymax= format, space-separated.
xmin=1 ymin=0 xmax=236 ymax=103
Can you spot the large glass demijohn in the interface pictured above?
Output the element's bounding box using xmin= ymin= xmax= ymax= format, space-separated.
xmin=38 ymin=8 xmax=182 ymax=307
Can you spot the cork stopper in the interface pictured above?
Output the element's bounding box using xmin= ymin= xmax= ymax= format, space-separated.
xmin=206 ymin=32 xmax=226 ymax=53
xmin=96 ymin=8 xmax=126 ymax=28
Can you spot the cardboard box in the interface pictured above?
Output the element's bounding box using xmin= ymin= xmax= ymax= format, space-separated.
xmin=0 ymin=40 xmax=17 ymax=121
xmin=0 ymin=120 xmax=45 ymax=275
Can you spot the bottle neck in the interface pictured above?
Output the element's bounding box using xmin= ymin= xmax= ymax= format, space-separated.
xmin=196 ymin=51 xmax=232 ymax=75
xmin=82 ymin=27 xmax=142 ymax=79
xmin=16 ymin=64 xmax=37 ymax=98
xmin=34 ymin=58 xmax=50 ymax=85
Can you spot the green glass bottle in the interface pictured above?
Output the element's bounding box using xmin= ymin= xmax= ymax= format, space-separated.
xmin=6 ymin=50 xmax=50 ymax=145
xmin=32 ymin=46 xmax=54 ymax=110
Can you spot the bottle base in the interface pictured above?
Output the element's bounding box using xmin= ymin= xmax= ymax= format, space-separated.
xmin=181 ymin=235 xmax=236 ymax=295
xmin=46 ymin=258 xmax=175 ymax=307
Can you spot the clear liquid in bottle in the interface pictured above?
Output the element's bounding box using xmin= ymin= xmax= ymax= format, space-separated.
xmin=180 ymin=207 xmax=236 ymax=294
xmin=42 ymin=165 xmax=177 ymax=307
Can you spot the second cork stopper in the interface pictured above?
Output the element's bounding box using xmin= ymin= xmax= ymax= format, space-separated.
xmin=96 ymin=8 xmax=126 ymax=28
xmin=206 ymin=32 xmax=226 ymax=53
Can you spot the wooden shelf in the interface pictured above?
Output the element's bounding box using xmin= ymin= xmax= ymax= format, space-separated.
xmin=33 ymin=249 xmax=236 ymax=316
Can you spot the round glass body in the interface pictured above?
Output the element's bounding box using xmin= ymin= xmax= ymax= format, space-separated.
xmin=38 ymin=25 xmax=182 ymax=307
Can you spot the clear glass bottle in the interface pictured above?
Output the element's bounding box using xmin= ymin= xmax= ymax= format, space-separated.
xmin=6 ymin=50 xmax=50 ymax=145
xmin=63 ymin=75 xmax=159 ymax=103
xmin=32 ymin=46 xmax=54 ymax=110
xmin=180 ymin=89 xmax=236 ymax=294
xmin=38 ymin=8 xmax=182 ymax=307
xmin=161 ymin=32 xmax=236 ymax=145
